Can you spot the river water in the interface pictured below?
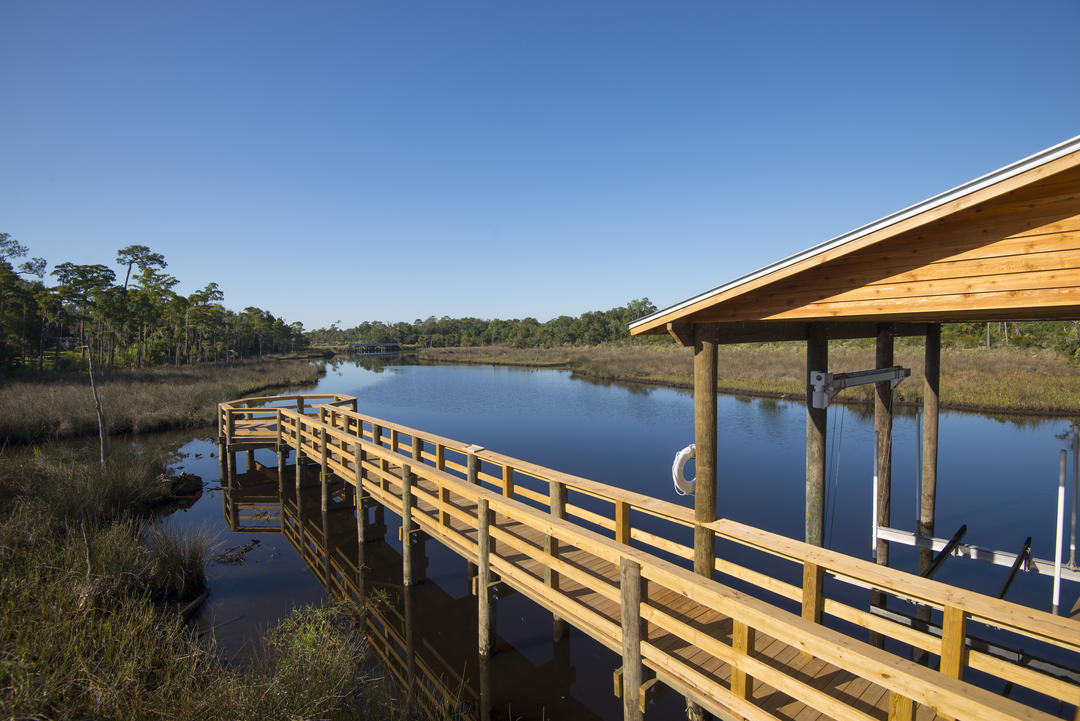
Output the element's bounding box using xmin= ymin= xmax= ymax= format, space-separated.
xmin=155 ymin=356 xmax=1079 ymax=719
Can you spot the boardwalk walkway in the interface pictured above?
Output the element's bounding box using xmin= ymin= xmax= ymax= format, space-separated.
xmin=219 ymin=393 xmax=1080 ymax=721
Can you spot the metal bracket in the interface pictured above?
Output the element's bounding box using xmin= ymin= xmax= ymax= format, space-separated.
xmin=810 ymin=366 xmax=910 ymax=409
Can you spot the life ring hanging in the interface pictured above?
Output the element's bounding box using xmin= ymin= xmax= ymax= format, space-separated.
xmin=672 ymin=444 xmax=696 ymax=496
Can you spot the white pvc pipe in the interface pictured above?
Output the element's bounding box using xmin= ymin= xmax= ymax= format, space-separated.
xmin=1054 ymin=449 xmax=1066 ymax=614
xmin=872 ymin=470 xmax=879 ymax=563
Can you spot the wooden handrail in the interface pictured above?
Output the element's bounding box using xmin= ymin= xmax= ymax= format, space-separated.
xmin=222 ymin=396 xmax=1079 ymax=716
xmin=707 ymin=518 xmax=1080 ymax=656
xmin=285 ymin=408 xmax=1066 ymax=720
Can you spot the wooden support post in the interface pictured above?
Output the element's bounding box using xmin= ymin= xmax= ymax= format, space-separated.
xmin=615 ymin=501 xmax=631 ymax=545
xmin=547 ymin=479 xmax=569 ymax=641
xmin=477 ymin=497 xmax=494 ymax=721
xmin=320 ymin=427 xmax=329 ymax=516
xmin=276 ymin=411 xmax=285 ymax=495
xmin=693 ymin=324 xmax=718 ymax=576
xmin=467 ymin=449 xmax=482 ymax=584
xmin=619 ymin=557 xmax=645 ymax=721
xmin=412 ymin=434 xmax=422 ymax=463
xmin=872 ymin=324 xmax=894 ymax=646
xmin=915 ymin=323 xmax=940 ymax=663
xmin=245 ymin=449 xmax=255 ymax=473
xmin=402 ymin=463 xmax=414 ymax=587
xmin=731 ymin=619 xmax=755 ymax=702
xmin=805 ymin=324 xmax=827 ymax=547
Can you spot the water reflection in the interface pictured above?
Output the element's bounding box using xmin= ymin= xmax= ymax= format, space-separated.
xmin=220 ymin=462 xmax=606 ymax=721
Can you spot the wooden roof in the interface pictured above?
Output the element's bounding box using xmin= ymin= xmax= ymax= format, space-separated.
xmin=631 ymin=135 xmax=1080 ymax=337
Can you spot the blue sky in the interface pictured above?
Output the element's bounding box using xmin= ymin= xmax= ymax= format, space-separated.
xmin=3 ymin=2 xmax=1079 ymax=330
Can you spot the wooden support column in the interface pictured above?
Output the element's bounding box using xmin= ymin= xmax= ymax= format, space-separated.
xmin=547 ymin=480 xmax=569 ymax=641
xmin=871 ymin=324 xmax=894 ymax=647
xmin=245 ymin=449 xmax=255 ymax=473
xmin=467 ymin=448 xmax=483 ymax=585
xmin=276 ymin=411 xmax=285 ymax=497
xmin=918 ymin=324 xmax=941 ymax=575
xmin=355 ymin=443 xmax=366 ymax=545
xmin=805 ymin=324 xmax=828 ymax=547
xmin=914 ymin=324 xmax=940 ymax=663
xmin=619 ymin=558 xmax=645 ymax=721
xmin=402 ymin=463 xmax=414 ymax=587
xmin=477 ymin=497 xmax=494 ymax=721
xmin=687 ymin=325 xmax=717 ymax=721
xmin=693 ymin=324 xmax=718 ymax=576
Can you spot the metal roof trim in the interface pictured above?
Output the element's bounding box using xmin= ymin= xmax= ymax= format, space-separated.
xmin=629 ymin=133 xmax=1080 ymax=332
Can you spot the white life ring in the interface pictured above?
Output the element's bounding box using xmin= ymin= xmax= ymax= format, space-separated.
xmin=672 ymin=444 xmax=696 ymax=496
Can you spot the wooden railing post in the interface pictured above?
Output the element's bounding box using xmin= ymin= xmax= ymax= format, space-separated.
xmin=731 ymin=620 xmax=755 ymax=701
xmin=225 ymin=408 xmax=234 ymax=444
xmin=940 ymin=605 xmax=968 ymax=679
xmin=402 ymin=463 xmax=414 ymax=587
xmin=801 ymin=561 xmax=825 ymax=624
xmin=294 ymin=417 xmax=303 ymax=493
xmin=297 ymin=397 xmax=304 ymax=416
xmin=887 ymin=692 xmax=915 ymax=721
xmin=354 ymin=441 xmax=366 ymax=542
xmin=619 ymin=557 xmax=645 ymax=721
xmin=320 ymin=427 xmax=329 ymax=515
xmin=477 ymin=496 xmax=493 ymax=721
xmin=502 ymin=465 xmax=515 ymax=498
xmin=616 ymin=500 xmax=631 ymax=545
xmin=276 ymin=410 xmax=285 ymax=495
xmin=547 ymin=480 xmax=569 ymax=641
xmin=412 ymin=434 xmax=422 ymax=463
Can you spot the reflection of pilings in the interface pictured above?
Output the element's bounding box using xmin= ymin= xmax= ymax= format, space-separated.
xmin=218 ymin=437 xmax=227 ymax=482
xmin=477 ymin=497 xmax=493 ymax=721
xmin=404 ymin=582 xmax=416 ymax=705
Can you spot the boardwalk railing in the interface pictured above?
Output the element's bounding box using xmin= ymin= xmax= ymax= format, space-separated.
xmin=219 ymin=394 xmax=1080 ymax=721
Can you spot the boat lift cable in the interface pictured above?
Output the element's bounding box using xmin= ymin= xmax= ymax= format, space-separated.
xmin=826 ymin=404 xmax=846 ymax=548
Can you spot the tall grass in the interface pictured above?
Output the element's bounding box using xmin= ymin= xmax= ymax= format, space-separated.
xmin=0 ymin=359 xmax=323 ymax=444
xmin=0 ymin=445 xmax=400 ymax=721
xmin=419 ymin=342 xmax=1080 ymax=414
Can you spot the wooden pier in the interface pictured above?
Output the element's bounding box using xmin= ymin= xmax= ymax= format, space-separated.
xmin=219 ymin=393 xmax=1080 ymax=721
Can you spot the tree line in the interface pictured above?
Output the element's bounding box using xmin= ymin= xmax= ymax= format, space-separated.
xmin=0 ymin=232 xmax=306 ymax=375
xmin=304 ymin=298 xmax=665 ymax=348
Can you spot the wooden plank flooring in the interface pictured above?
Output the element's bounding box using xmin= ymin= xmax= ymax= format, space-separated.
xmin=221 ymin=411 xmax=1071 ymax=721
xmin=380 ymin=462 xmax=941 ymax=721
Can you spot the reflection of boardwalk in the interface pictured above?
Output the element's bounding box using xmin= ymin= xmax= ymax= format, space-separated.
xmin=219 ymin=395 xmax=1080 ymax=721
xmin=222 ymin=467 xmax=602 ymax=721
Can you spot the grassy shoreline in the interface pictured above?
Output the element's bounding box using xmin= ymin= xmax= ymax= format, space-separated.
xmin=0 ymin=358 xmax=325 ymax=445
xmin=418 ymin=344 xmax=1080 ymax=416
xmin=0 ymin=444 xmax=402 ymax=720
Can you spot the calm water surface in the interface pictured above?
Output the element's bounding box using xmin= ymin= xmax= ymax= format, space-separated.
xmin=157 ymin=357 xmax=1079 ymax=719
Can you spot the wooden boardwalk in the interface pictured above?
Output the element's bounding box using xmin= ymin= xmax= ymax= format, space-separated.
xmin=219 ymin=394 xmax=1080 ymax=721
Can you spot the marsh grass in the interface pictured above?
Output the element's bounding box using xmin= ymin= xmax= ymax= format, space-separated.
xmin=420 ymin=342 xmax=1080 ymax=414
xmin=0 ymin=445 xmax=402 ymax=721
xmin=0 ymin=359 xmax=323 ymax=444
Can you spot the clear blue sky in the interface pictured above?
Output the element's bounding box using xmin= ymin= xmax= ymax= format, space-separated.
xmin=3 ymin=1 xmax=1079 ymax=330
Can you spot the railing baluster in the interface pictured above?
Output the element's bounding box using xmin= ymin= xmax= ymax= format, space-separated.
xmin=801 ymin=561 xmax=825 ymax=624
xmin=502 ymin=465 xmax=515 ymax=498
xmin=615 ymin=500 xmax=631 ymax=545
xmin=731 ymin=620 xmax=755 ymax=701
xmin=887 ymin=692 xmax=915 ymax=721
